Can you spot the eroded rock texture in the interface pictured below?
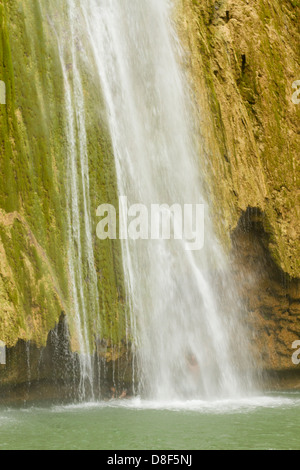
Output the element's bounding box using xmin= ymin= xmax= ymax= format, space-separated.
xmin=176 ymin=0 xmax=299 ymax=379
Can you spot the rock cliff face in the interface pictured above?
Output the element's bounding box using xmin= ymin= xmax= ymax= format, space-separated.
xmin=231 ymin=210 xmax=300 ymax=388
xmin=176 ymin=0 xmax=300 ymax=384
xmin=0 ymin=0 xmax=299 ymax=397
xmin=0 ymin=0 xmax=128 ymax=394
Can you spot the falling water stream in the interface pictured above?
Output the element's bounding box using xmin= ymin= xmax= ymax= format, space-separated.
xmin=49 ymin=0 xmax=255 ymax=401
xmin=48 ymin=2 xmax=101 ymax=400
xmin=81 ymin=0 xmax=256 ymax=400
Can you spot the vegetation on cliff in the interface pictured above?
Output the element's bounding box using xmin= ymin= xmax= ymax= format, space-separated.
xmin=0 ymin=0 xmax=299 ymax=385
xmin=0 ymin=0 xmax=126 ymax=352
xmin=177 ymin=0 xmax=299 ymax=278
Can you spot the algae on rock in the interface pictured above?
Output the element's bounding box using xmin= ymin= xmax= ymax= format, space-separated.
xmin=176 ymin=0 xmax=300 ymax=278
xmin=0 ymin=0 xmax=126 ymax=356
xmin=175 ymin=0 xmax=300 ymax=379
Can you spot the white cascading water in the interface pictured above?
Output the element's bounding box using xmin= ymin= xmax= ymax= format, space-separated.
xmin=80 ymin=0 xmax=255 ymax=400
xmin=47 ymin=0 xmax=255 ymax=400
xmin=47 ymin=2 xmax=101 ymax=400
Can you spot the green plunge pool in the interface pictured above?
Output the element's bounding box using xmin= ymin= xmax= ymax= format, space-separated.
xmin=0 ymin=393 xmax=299 ymax=450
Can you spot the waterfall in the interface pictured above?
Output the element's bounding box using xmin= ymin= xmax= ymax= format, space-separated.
xmin=80 ymin=0 xmax=254 ymax=400
xmin=47 ymin=0 xmax=255 ymax=400
xmin=47 ymin=1 xmax=101 ymax=400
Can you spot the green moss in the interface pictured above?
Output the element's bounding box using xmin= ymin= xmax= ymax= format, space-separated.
xmin=182 ymin=0 xmax=300 ymax=278
xmin=0 ymin=0 xmax=127 ymax=351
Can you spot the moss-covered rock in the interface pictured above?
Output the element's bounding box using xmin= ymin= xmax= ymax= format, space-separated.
xmin=176 ymin=0 xmax=300 ymax=278
xmin=0 ymin=0 xmax=127 ymax=356
xmin=175 ymin=0 xmax=300 ymax=377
